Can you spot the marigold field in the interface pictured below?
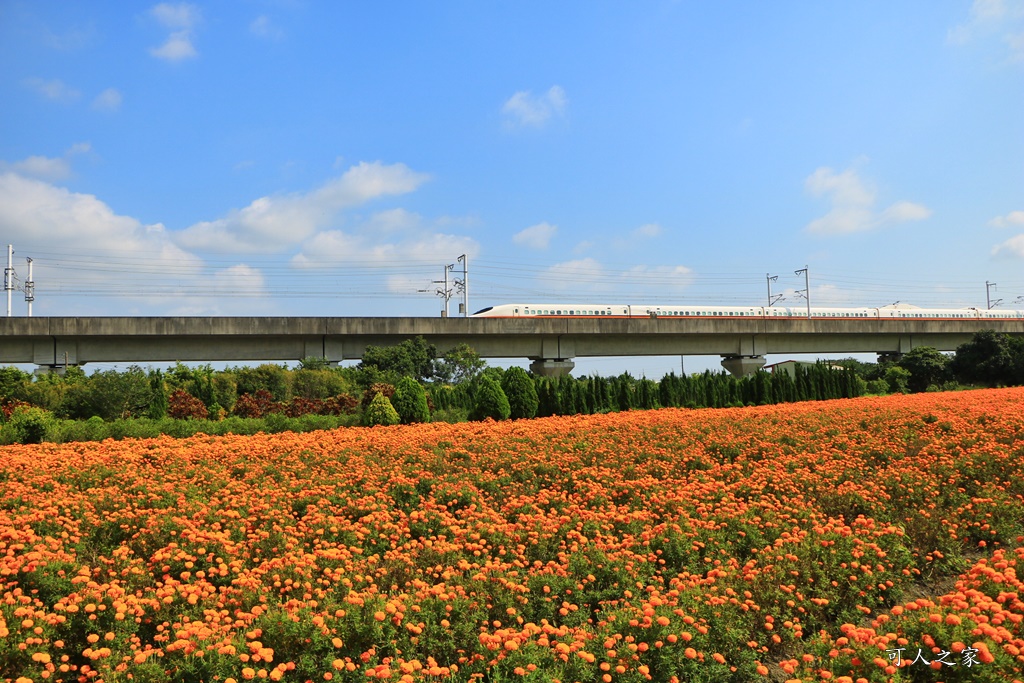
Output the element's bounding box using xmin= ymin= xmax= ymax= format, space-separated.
xmin=2 ymin=389 xmax=1024 ymax=683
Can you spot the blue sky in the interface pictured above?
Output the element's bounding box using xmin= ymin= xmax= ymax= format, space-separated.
xmin=1 ymin=1 xmax=1022 ymax=375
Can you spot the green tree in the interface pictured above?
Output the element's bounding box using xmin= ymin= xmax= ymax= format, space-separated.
xmin=391 ymin=376 xmax=430 ymax=424
xmin=897 ymin=347 xmax=951 ymax=392
xmin=434 ymin=343 xmax=486 ymax=385
xmin=1 ymin=406 xmax=54 ymax=444
xmin=866 ymin=378 xmax=889 ymax=395
xmin=535 ymin=378 xmax=558 ymax=417
xmin=299 ymin=356 xmax=332 ymax=371
xmin=236 ymin=364 xmax=290 ymax=401
xmin=637 ymin=377 xmax=659 ymax=410
xmin=148 ymin=369 xmax=168 ymax=419
xmin=363 ymin=392 xmax=401 ymax=426
xmin=501 ymin=366 xmax=539 ymax=419
xmin=359 ymin=336 xmax=437 ymax=383
xmin=614 ymin=374 xmax=634 ymax=411
xmin=292 ymin=368 xmax=346 ymax=399
xmin=883 ymin=365 xmax=911 ymax=394
xmin=212 ymin=374 xmax=237 ymax=412
xmin=59 ymin=366 xmax=152 ymax=420
xmin=0 ymin=366 xmax=30 ymax=400
xmin=833 ymin=357 xmax=877 ymax=381
xmin=470 ymin=376 xmax=511 ymax=421
xmin=951 ymin=330 xmax=1021 ymax=387
xmin=191 ymin=364 xmax=217 ymax=409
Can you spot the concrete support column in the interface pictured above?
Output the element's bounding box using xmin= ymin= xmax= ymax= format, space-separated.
xmin=720 ymin=355 xmax=766 ymax=377
xmin=529 ymin=359 xmax=575 ymax=377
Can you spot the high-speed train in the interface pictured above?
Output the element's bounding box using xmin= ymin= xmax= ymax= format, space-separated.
xmin=470 ymin=303 xmax=1024 ymax=320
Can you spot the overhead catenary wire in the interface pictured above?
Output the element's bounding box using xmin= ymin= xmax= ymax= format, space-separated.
xmin=15 ymin=248 xmax=1023 ymax=311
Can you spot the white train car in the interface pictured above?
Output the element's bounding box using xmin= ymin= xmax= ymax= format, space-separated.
xmin=470 ymin=303 xmax=1024 ymax=320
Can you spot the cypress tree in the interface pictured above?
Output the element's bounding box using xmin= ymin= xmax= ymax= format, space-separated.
xmin=573 ymin=379 xmax=588 ymax=414
xmin=616 ymin=377 xmax=633 ymax=411
xmin=501 ymin=366 xmax=539 ymax=419
xmin=599 ymin=376 xmax=611 ymax=412
xmin=659 ymin=374 xmax=675 ymax=408
xmin=535 ymin=378 xmax=556 ymax=417
xmin=753 ymin=371 xmax=769 ymax=405
xmin=471 ymin=375 xmax=511 ymax=421
xmin=391 ymin=376 xmax=430 ymax=424
xmin=148 ymin=369 xmax=168 ymax=419
xmin=363 ymin=392 xmax=401 ymax=426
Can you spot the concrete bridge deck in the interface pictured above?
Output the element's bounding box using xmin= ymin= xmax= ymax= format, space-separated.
xmin=2 ymin=316 xmax=1022 ymax=376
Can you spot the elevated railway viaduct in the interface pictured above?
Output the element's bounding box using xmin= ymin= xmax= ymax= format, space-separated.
xmin=3 ymin=317 xmax=1022 ymax=376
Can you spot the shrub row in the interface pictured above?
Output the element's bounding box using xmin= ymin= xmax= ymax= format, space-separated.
xmin=0 ymin=409 xmax=359 ymax=445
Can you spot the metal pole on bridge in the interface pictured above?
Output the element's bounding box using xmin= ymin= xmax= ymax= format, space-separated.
xmin=986 ymin=281 xmax=1001 ymax=309
xmin=5 ymin=245 xmax=13 ymax=318
xmin=457 ymin=254 xmax=468 ymax=317
xmin=795 ymin=266 xmax=810 ymax=319
xmin=25 ymin=257 xmax=34 ymax=317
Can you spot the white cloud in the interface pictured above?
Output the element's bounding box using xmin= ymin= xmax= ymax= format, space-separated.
xmin=24 ymin=77 xmax=80 ymax=103
xmin=948 ymin=0 xmax=1024 ymax=60
xmin=536 ymin=259 xmax=693 ymax=296
xmin=0 ymin=170 xmax=280 ymax=315
xmin=878 ymin=201 xmax=932 ymax=223
xmin=0 ymin=156 xmax=71 ymax=181
xmin=804 ymin=166 xmax=931 ymax=235
xmin=538 ymin=258 xmax=607 ymax=292
xmin=572 ymin=240 xmax=594 ymax=254
xmin=291 ymin=229 xmax=480 ymax=293
xmin=152 ymin=2 xmax=200 ymax=29
xmin=992 ymin=233 xmax=1024 ymax=258
xmin=619 ymin=265 xmax=693 ymax=293
xmin=0 ymin=143 xmax=91 ymax=181
xmin=151 ymin=32 xmax=197 ymax=61
xmin=92 ymin=88 xmax=123 ymax=112
xmin=502 ymin=86 xmax=567 ymax=128
xmin=250 ymin=15 xmax=284 ymax=40
xmin=513 ymin=222 xmax=557 ymax=250
xmin=632 ymin=223 xmax=663 ymax=238
xmin=990 ymin=210 xmax=1024 ymax=227
xmin=0 ymin=171 xmax=201 ymax=284
xmin=174 ymin=161 xmax=431 ymax=253
xmin=150 ymin=3 xmax=201 ymax=61
xmin=365 ymin=208 xmax=422 ymax=234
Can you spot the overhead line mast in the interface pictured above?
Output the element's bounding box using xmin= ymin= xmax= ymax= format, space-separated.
xmin=457 ymin=254 xmax=468 ymax=317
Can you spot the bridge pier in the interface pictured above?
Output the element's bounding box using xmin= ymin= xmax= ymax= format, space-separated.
xmin=720 ymin=355 xmax=766 ymax=377
xmin=529 ymin=359 xmax=575 ymax=377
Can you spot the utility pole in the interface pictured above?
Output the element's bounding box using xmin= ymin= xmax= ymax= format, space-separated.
xmin=25 ymin=257 xmax=34 ymax=317
xmin=456 ymin=254 xmax=468 ymax=316
xmin=794 ymin=265 xmax=810 ymax=319
xmin=986 ymin=281 xmax=1001 ymax=309
xmin=419 ymin=263 xmax=455 ymax=317
xmin=5 ymin=245 xmax=13 ymax=318
xmin=766 ymin=273 xmax=783 ymax=307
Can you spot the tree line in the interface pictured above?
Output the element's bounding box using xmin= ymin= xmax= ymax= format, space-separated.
xmin=0 ymin=330 xmax=1021 ymax=444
